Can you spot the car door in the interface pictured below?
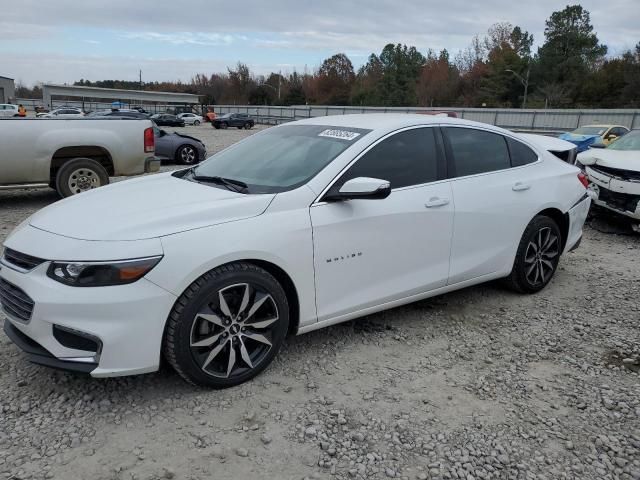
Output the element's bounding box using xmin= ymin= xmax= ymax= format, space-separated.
xmin=442 ymin=126 xmax=542 ymax=284
xmin=310 ymin=126 xmax=454 ymax=322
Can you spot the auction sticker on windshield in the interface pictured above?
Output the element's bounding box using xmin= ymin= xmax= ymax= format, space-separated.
xmin=318 ymin=129 xmax=361 ymax=141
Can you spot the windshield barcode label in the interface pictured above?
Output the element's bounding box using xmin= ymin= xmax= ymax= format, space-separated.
xmin=318 ymin=129 xmax=361 ymax=141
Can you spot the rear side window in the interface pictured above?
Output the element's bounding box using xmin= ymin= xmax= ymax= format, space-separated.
xmin=444 ymin=127 xmax=510 ymax=177
xmin=507 ymin=138 xmax=538 ymax=167
xmin=339 ymin=127 xmax=439 ymax=189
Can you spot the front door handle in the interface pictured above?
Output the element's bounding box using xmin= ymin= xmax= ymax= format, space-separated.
xmin=512 ymin=182 xmax=531 ymax=192
xmin=425 ymin=197 xmax=450 ymax=208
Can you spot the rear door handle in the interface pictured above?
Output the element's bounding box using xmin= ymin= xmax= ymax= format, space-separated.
xmin=512 ymin=182 xmax=531 ymax=192
xmin=425 ymin=197 xmax=450 ymax=208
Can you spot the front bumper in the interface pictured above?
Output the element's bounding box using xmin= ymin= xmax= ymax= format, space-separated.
xmin=564 ymin=194 xmax=591 ymax=253
xmin=0 ymin=247 xmax=177 ymax=378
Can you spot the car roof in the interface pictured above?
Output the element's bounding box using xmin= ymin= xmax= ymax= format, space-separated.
xmin=578 ymin=124 xmax=627 ymax=129
xmin=289 ymin=113 xmax=510 ymax=135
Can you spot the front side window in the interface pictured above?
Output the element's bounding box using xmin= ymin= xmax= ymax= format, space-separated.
xmin=188 ymin=124 xmax=371 ymax=193
xmin=336 ymin=127 xmax=439 ymax=190
xmin=444 ymin=127 xmax=510 ymax=177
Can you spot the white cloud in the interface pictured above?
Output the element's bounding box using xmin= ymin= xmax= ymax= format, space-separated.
xmin=122 ymin=31 xmax=236 ymax=46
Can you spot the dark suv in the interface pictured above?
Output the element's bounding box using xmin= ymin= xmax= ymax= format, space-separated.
xmin=212 ymin=113 xmax=255 ymax=130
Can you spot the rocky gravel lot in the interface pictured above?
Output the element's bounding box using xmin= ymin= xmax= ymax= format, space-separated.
xmin=0 ymin=124 xmax=639 ymax=480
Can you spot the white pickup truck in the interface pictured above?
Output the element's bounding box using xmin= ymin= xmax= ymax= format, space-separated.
xmin=0 ymin=118 xmax=160 ymax=197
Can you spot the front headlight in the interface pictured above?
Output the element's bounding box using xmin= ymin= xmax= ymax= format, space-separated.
xmin=47 ymin=256 xmax=162 ymax=287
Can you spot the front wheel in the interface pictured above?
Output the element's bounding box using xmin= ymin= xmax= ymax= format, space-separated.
xmin=193 ymin=120 xmax=200 ymax=126
xmin=177 ymin=145 xmax=198 ymax=165
xmin=244 ymin=122 xmax=252 ymax=130
xmin=221 ymin=122 xmax=228 ymax=129
xmin=163 ymin=263 xmax=289 ymax=388
xmin=55 ymin=158 xmax=109 ymax=198
xmin=504 ymin=215 xmax=562 ymax=293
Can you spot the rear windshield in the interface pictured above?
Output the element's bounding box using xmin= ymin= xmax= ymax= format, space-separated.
xmin=190 ymin=125 xmax=371 ymax=193
xmin=573 ymin=127 xmax=606 ymax=136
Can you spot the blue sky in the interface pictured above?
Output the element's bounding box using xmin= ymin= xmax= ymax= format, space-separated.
xmin=2 ymin=0 xmax=638 ymax=86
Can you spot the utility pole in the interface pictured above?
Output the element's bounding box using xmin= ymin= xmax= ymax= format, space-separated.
xmin=278 ymin=70 xmax=281 ymax=101
xmin=139 ymin=70 xmax=142 ymax=89
xmin=505 ymin=67 xmax=530 ymax=109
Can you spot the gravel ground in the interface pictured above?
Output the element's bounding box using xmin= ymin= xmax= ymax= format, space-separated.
xmin=1 ymin=124 xmax=639 ymax=480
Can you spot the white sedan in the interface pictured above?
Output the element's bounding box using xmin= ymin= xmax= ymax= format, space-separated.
xmin=37 ymin=107 xmax=84 ymax=118
xmin=178 ymin=113 xmax=203 ymax=125
xmin=0 ymin=115 xmax=590 ymax=388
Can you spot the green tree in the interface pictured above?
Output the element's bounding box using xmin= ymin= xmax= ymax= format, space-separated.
xmin=535 ymin=5 xmax=607 ymax=101
xmin=377 ymin=44 xmax=426 ymax=106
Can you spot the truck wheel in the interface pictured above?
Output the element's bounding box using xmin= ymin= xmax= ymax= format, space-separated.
xmin=55 ymin=158 xmax=109 ymax=198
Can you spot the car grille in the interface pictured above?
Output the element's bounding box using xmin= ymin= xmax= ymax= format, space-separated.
xmin=598 ymin=187 xmax=640 ymax=213
xmin=2 ymin=248 xmax=46 ymax=271
xmin=0 ymin=277 xmax=35 ymax=322
xmin=590 ymin=165 xmax=640 ymax=182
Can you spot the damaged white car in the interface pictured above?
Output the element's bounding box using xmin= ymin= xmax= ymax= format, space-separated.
xmin=578 ymin=130 xmax=640 ymax=231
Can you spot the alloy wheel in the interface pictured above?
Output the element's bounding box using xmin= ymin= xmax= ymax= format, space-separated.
xmin=180 ymin=146 xmax=197 ymax=164
xmin=524 ymin=227 xmax=559 ymax=286
xmin=189 ymin=283 xmax=279 ymax=378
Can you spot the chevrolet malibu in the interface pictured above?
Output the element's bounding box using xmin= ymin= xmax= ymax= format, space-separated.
xmin=0 ymin=115 xmax=591 ymax=388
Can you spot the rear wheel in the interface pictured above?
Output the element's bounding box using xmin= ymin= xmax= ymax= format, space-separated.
xmin=55 ymin=158 xmax=109 ymax=198
xmin=504 ymin=215 xmax=562 ymax=293
xmin=163 ymin=262 xmax=289 ymax=388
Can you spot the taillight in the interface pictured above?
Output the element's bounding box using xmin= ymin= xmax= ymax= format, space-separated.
xmin=144 ymin=127 xmax=154 ymax=153
xmin=578 ymin=172 xmax=589 ymax=188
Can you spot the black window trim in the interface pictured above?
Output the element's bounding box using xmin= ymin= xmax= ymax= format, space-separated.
xmin=315 ymin=125 xmax=449 ymax=205
xmin=441 ymin=125 xmax=541 ymax=180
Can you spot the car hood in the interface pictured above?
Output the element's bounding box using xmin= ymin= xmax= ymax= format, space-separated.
xmin=29 ymin=173 xmax=275 ymax=241
xmin=577 ymin=149 xmax=640 ymax=172
xmin=171 ymin=132 xmax=205 ymax=145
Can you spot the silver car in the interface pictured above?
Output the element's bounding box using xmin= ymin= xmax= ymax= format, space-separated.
xmin=154 ymin=126 xmax=206 ymax=165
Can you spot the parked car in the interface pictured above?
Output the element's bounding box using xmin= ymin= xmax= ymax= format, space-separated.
xmin=87 ymin=109 xmax=149 ymax=119
xmin=0 ymin=117 xmax=159 ymax=197
xmin=578 ymin=129 xmax=640 ymax=232
xmin=131 ymin=106 xmax=150 ymax=114
xmin=151 ymin=114 xmax=185 ymax=127
xmin=154 ymin=126 xmax=206 ymax=165
xmin=559 ymin=125 xmax=629 ymax=152
xmin=212 ymin=113 xmax=254 ymax=129
xmin=0 ymin=104 xmax=19 ymax=118
xmin=0 ymin=114 xmax=590 ymax=388
xmin=37 ymin=107 xmax=84 ymax=118
xmin=178 ymin=113 xmax=204 ymax=126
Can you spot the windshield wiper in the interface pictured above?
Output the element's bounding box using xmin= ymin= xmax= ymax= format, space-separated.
xmin=191 ymin=173 xmax=248 ymax=193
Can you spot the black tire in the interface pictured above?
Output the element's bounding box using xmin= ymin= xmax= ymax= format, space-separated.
xmin=193 ymin=120 xmax=200 ymax=126
xmin=213 ymin=124 xmax=220 ymax=129
xmin=221 ymin=122 xmax=228 ymax=129
xmin=163 ymin=262 xmax=290 ymax=388
xmin=504 ymin=215 xmax=562 ymax=293
xmin=176 ymin=144 xmax=199 ymax=165
xmin=237 ymin=125 xmax=243 ymax=129
xmin=55 ymin=157 xmax=109 ymax=198
xmin=244 ymin=122 xmax=252 ymax=130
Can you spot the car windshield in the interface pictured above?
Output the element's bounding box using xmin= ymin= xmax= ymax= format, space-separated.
xmin=607 ymin=130 xmax=640 ymax=151
xmin=573 ymin=126 xmax=606 ymax=136
xmin=188 ymin=125 xmax=371 ymax=193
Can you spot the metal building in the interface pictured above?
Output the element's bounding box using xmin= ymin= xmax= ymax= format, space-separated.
xmin=0 ymin=76 xmax=15 ymax=104
xmin=42 ymin=84 xmax=200 ymax=113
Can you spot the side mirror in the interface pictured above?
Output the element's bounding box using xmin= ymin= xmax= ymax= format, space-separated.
xmin=325 ymin=177 xmax=391 ymax=201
